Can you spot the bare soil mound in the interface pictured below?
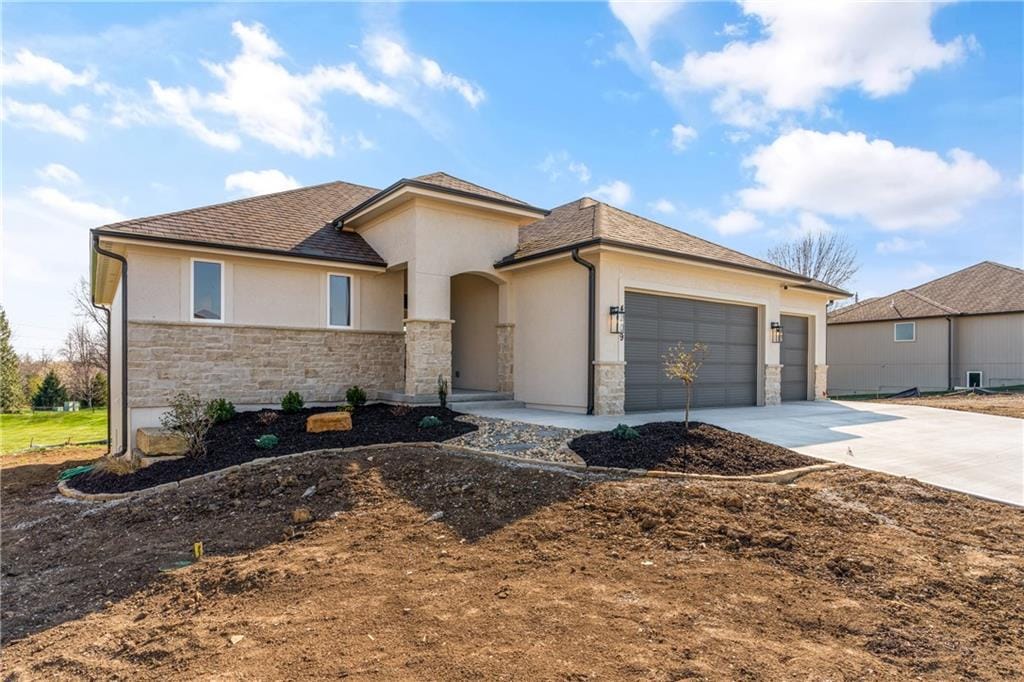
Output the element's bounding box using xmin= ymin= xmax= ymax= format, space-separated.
xmin=72 ymin=404 xmax=476 ymax=494
xmin=3 ymin=445 xmax=1023 ymax=679
xmin=570 ymin=421 xmax=818 ymax=474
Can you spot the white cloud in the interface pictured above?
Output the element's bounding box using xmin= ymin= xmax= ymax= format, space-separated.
xmin=27 ymin=186 xmax=126 ymax=225
xmin=739 ymin=129 xmax=1000 ymax=230
xmin=363 ymin=35 xmax=485 ymax=108
xmin=591 ymin=179 xmax=632 ymax=206
xmin=0 ymin=99 xmax=87 ymax=140
xmin=0 ymin=49 xmax=96 ymax=92
xmin=539 ymin=151 xmax=591 ymax=183
xmin=36 ymin=163 xmax=81 ymax=185
xmin=670 ymin=123 xmax=697 ymax=152
xmin=608 ymin=1 xmax=682 ymax=52
xmin=650 ymin=198 xmax=676 ymax=214
xmin=341 ymin=131 xmax=377 ymax=151
xmin=224 ymin=169 xmax=301 ymax=197
xmin=649 ymin=2 xmax=967 ymax=127
xmin=876 ymin=236 xmax=925 ymax=255
xmin=719 ymin=23 xmax=747 ymax=38
xmin=149 ymin=21 xmax=405 ymax=157
xmin=712 ymin=209 xmax=762 ymax=235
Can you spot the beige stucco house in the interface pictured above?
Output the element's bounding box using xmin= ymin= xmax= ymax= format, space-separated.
xmin=91 ymin=172 xmax=847 ymax=453
xmin=827 ymin=261 xmax=1024 ymax=395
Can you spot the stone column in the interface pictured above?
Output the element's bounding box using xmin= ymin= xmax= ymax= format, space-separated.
xmin=814 ymin=364 xmax=829 ymax=400
xmin=496 ymin=323 xmax=514 ymax=394
xmin=594 ymin=361 xmax=625 ymax=415
xmin=764 ymin=363 xmax=783 ymax=406
xmin=404 ymin=319 xmax=452 ymax=397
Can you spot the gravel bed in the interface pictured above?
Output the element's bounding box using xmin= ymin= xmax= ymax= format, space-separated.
xmin=450 ymin=414 xmax=590 ymax=463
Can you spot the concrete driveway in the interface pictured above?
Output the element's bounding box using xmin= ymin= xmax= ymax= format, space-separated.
xmin=462 ymin=400 xmax=1024 ymax=506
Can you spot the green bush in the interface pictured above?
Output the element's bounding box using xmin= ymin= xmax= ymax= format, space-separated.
xmin=281 ymin=391 xmax=304 ymax=413
xmin=345 ymin=385 xmax=367 ymax=408
xmin=418 ymin=415 xmax=442 ymax=429
xmin=338 ymin=404 xmax=354 ymax=413
xmin=206 ymin=398 xmax=236 ymax=424
xmin=32 ymin=370 xmax=68 ymax=409
xmin=611 ymin=423 xmax=640 ymax=441
xmin=254 ymin=434 xmax=279 ymax=449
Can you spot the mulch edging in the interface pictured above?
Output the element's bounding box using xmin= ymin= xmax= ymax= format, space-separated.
xmin=58 ymin=442 xmax=842 ymax=502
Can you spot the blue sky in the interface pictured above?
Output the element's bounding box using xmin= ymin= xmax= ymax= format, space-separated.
xmin=3 ymin=1 xmax=1022 ymax=356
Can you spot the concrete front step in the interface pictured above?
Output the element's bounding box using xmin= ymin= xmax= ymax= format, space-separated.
xmin=451 ymin=400 xmax=526 ymax=411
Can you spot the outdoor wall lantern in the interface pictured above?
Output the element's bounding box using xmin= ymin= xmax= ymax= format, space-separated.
xmin=610 ymin=305 xmax=625 ymax=339
xmin=770 ymin=321 xmax=784 ymax=344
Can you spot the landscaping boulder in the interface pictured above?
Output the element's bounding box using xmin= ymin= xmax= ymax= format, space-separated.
xmin=306 ymin=411 xmax=352 ymax=433
xmin=136 ymin=427 xmax=188 ymax=456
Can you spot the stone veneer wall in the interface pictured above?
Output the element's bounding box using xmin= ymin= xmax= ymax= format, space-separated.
xmin=127 ymin=321 xmax=404 ymax=408
xmin=496 ymin=323 xmax=515 ymax=394
xmin=594 ymin=361 xmax=625 ymax=415
xmin=764 ymin=363 xmax=783 ymax=406
xmin=405 ymin=319 xmax=452 ymax=396
xmin=814 ymin=364 xmax=829 ymax=400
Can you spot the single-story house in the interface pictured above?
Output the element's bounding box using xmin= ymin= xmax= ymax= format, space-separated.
xmin=827 ymin=261 xmax=1024 ymax=395
xmin=90 ymin=172 xmax=848 ymax=453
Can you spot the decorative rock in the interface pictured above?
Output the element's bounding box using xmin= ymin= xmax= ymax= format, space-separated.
xmin=136 ymin=428 xmax=188 ymax=456
xmin=291 ymin=507 xmax=313 ymax=524
xmin=306 ymin=412 xmax=352 ymax=433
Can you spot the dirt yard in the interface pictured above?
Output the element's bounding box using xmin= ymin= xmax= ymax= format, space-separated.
xmin=878 ymin=391 xmax=1024 ymax=419
xmin=3 ymin=445 xmax=1023 ymax=680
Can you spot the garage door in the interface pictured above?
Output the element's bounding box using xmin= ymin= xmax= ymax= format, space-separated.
xmin=624 ymin=292 xmax=758 ymax=411
xmin=780 ymin=314 xmax=808 ymax=401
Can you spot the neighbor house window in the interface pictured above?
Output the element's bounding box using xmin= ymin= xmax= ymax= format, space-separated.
xmin=893 ymin=321 xmax=915 ymax=342
xmin=328 ymin=274 xmax=351 ymax=327
xmin=192 ymin=259 xmax=223 ymax=321
xmin=967 ymin=371 xmax=982 ymax=388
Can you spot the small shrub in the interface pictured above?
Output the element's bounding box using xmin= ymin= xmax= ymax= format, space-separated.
xmin=206 ymin=398 xmax=236 ymax=424
xmin=419 ymin=415 xmax=442 ymax=429
xmin=257 ymin=410 xmax=279 ymax=425
xmin=390 ymin=405 xmax=411 ymax=417
xmin=160 ymin=392 xmax=213 ymax=458
xmin=338 ymin=404 xmax=354 ymax=413
xmin=91 ymin=452 xmax=141 ymax=476
xmin=254 ymin=434 xmax=279 ymax=449
xmin=611 ymin=423 xmax=640 ymax=441
xmin=345 ymin=385 xmax=367 ymax=408
xmin=437 ymin=375 xmax=449 ymax=410
xmin=281 ymin=391 xmax=304 ymax=413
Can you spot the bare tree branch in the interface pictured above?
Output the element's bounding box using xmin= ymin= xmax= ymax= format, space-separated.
xmin=765 ymin=232 xmax=859 ymax=289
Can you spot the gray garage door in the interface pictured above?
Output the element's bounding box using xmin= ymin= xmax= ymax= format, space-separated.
xmin=624 ymin=292 xmax=758 ymax=411
xmin=780 ymin=314 xmax=808 ymax=401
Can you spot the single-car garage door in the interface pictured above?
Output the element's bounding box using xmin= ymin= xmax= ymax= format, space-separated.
xmin=780 ymin=314 xmax=809 ymax=401
xmin=624 ymin=291 xmax=758 ymax=411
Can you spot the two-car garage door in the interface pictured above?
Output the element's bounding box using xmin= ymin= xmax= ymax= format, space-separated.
xmin=624 ymin=291 xmax=758 ymax=411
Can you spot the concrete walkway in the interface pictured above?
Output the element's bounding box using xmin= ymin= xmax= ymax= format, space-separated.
xmin=462 ymin=400 xmax=1024 ymax=506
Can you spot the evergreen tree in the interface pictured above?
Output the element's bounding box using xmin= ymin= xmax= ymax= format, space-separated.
xmin=0 ymin=307 xmax=26 ymax=413
xmin=32 ymin=369 xmax=68 ymax=409
xmin=90 ymin=372 xmax=108 ymax=408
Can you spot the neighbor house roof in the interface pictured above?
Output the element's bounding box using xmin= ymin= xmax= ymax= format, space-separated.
xmin=496 ymin=197 xmax=849 ymax=295
xmin=828 ymin=261 xmax=1024 ymax=324
xmin=94 ymin=181 xmax=386 ymax=266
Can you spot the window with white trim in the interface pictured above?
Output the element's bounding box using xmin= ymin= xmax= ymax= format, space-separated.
xmin=192 ymin=260 xmax=223 ymax=321
xmin=328 ymin=274 xmax=352 ymax=327
xmin=893 ymin=321 xmax=915 ymax=342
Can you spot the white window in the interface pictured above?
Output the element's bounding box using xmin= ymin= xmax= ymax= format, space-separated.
xmin=191 ymin=259 xmax=223 ymax=321
xmin=328 ymin=274 xmax=352 ymax=327
xmin=893 ymin=321 xmax=915 ymax=342
xmin=967 ymin=371 xmax=983 ymax=388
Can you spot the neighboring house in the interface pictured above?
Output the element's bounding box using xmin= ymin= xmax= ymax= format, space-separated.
xmin=90 ymin=172 xmax=847 ymax=452
xmin=827 ymin=261 xmax=1024 ymax=396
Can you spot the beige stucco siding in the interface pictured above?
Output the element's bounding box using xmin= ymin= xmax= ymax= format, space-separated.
xmin=451 ymin=274 xmax=499 ymax=391
xmin=511 ymin=259 xmax=589 ymax=411
xmin=953 ymin=313 xmax=1024 ymax=388
xmin=827 ymin=318 xmax=950 ymax=394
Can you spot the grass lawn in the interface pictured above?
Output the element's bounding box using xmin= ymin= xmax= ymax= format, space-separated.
xmin=0 ymin=409 xmax=108 ymax=454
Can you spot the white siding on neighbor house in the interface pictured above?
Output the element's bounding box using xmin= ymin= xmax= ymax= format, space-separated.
xmin=953 ymin=313 xmax=1024 ymax=388
xmin=827 ymin=317 xmax=951 ymax=395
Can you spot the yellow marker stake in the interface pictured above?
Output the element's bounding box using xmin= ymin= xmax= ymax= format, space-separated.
xmin=193 ymin=541 xmax=204 ymax=560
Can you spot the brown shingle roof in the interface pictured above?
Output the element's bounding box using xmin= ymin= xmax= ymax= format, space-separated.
xmin=499 ymin=197 xmax=848 ymax=294
xmin=95 ymin=181 xmax=386 ymax=266
xmin=828 ymin=261 xmax=1024 ymax=324
xmin=413 ymin=172 xmax=530 ymax=206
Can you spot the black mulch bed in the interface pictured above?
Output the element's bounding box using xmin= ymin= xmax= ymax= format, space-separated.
xmin=72 ymin=404 xmax=477 ymax=494
xmin=569 ymin=422 xmax=819 ymax=476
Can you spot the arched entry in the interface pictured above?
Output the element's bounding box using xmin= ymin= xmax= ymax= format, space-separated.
xmin=450 ymin=273 xmax=499 ymax=391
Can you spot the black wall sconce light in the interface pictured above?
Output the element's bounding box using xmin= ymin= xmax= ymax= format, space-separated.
xmin=610 ymin=305 xmax=625 ymax=338
xmin=770 ymin=321 xmax=784 ymax=344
